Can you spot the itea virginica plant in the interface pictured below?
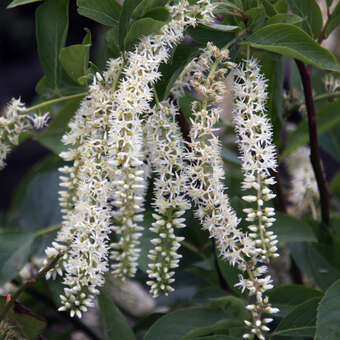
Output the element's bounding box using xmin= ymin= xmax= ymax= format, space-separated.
xmin=42 ymin=0 xmax=216 ymax=319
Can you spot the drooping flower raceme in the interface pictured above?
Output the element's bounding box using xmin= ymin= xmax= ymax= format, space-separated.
xmin=44 ymin=0 xmax=216 ymax=318
xmin=232 ymin=59 xmax=279 ymax=339
xmin=145 ymin=100 xmax=190 ymax=297
xmin=232 ymin=59 xmax=278 ymax=262
xmin=183 ymin=43 xmax=247 ymax=266
xmin=286 ymin=145 xmax=319 ymax=216
xmin=0 ymin=98 xmax=49 ymax=169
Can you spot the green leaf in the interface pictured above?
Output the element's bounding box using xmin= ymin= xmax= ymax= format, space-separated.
xmin=286 ymin=0 xmax=323 ymax=38
xmin=246 ymin=24 xmax=340 ymax=72
xmin=12 ymin=157 xmax=63 ymax=233
xmin=77 ymin=0 xmax=121 ymax=26
xmin=330 ymin=171 xmax=340 ymax=196
xmin=132 ymin=0 xmax=167 ymax=19
xmin=315 ymin=279 xmax=340 ymax=339
xmin=36 ymin=97 xmax=83 ymax=154
xmin=36 ymin=0 xmax=69 ymax=89
xmin=187 ymin=24 xmax=235 ymax=48
xmin=216 ymin=256 xmax=243 ymax=297
xmin=209 ymin=296 xmax=251 ymax=321
xmin=98 ymin=290 xmax=136 ymax=340
xmin=181 ymin=319 xmax=244 ymax=339
xmin=246 ymin=7 xmax=266 ymax=32
xmin=105 ymin=25 xmax=121 ymax=58
xmin=289 ymin=242 xmax=340 ymax=290
xmin=0 ymin=298 xmax=47 ymax=340
xmin=274 ymin=297 xmax=322 ymax=337
xmin=281 ymin=99 xmax=340 ymax=160
xmin=325 ymin=2 xmax=340 ymax=37
xmin=0 ymin=231 xmax=36 ymax=285
xmin=7 ymin=0 xmax=42 ymax=8
xmin=267 ymin=285 xmax=323 ymax=316
xmin=59 ymin=39 xmax=91 ymax=85
xmin=187 ymin=337 xmax=239 ymax=340
xmin=266 ymin=13 xmax=304 ymax=26
xmin=274 ymin=0 xmax=288 ymax=13
xmin=144 ymin=307 xmax=228 ymax=340
xmin=261 ymin=0 xmax=277 ymax=17
xmin=252 ymin=50 xmax=283 ymax=145
xmin=221 ymin=147 xmax=241 ymax=166
xmin=119 ymin=0 xmax=143 ymax=49
xmin=142 ymin=7 xmax=170 ymax=22
xmin=272 ymin=214 xmax=317 ymax=244
xmin=124 ymin=17 xmax=167 ymax=50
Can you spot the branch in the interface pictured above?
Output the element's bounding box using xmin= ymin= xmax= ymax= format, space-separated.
xmin=295 ymin=60 xmax=330 ymax=227
xmin=0 ymin=253 xmax=63 ymax=322
xmin=22 ymin=285 xmax=101 ymax=340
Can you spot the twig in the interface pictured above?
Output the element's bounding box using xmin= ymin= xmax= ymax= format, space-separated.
xmin=0 ymin=253 xmax=63 ymax=322
xmin=21 ymin=285 xmax=101 ymax=340
xmin=295 ymin=60 xmax=330 ymax=227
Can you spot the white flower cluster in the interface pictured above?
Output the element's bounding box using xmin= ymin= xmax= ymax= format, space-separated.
xmin=145 ymin=100 xmax=190 ymax=297
xmin=323 ymin=73 xmax=340 ymax=93
xmin=286 ymin=146 xmax=319 ymax=216
xmin=232 ymin=59 xmax=278 ymax=262
xmin=232 ymin=59 xmax=279 ymax=339
xmin=0 ymin=98 xmax=49 ymax=169
xmin=183 ymin=43 xmax=246 ymax=264
xmin=44 ymin=0 xmax=216 ymax=318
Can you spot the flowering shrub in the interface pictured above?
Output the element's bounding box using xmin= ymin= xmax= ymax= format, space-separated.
xmin=1 ymin=0 xmax=340 ymax=339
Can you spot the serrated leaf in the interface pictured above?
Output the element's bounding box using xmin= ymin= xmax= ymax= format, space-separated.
xmin=36 ymin=0 xmax=69 ymax=89
xmin=0 ymin=298 xmax=47 ymax=340
xmin=272 ymin=214 xmax=317 ymax=244
xmin=0 ymin=231 xmax=36 ymax=285
xmin=132 ymin=0 xmax=168 ymax=19
xmin=286 ymin=0 xmax=323 ymax=39
xmin=77 ymin=0 xmax=121 ymax=26
xmin=315 ymin=279 xmax=340 ymax=339
xmin=144 ymin=307 xmax=227 ymax=340
xmin=98 ymin=290 xmax=136 ymax=340
xmin=281 ymin=99 xmax=340 ymax=160
xmin=124 ymin=17 xmax=167 ymax=50
xmin=246 ymin=24 xmax=340 ymax=72
xmin=274 ymin=297 xmax=322 ymax=337
xmin=266 ymin=13 xmax=303 ymax=26
xmin=325 ymin=2 xmax=340 ymax=37
xmin=7 ymin=0 xmax=42 ymax=8
xmin=267 ymin=284 xmax=323 ymax=316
